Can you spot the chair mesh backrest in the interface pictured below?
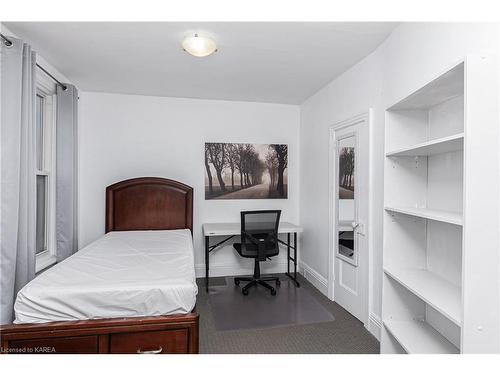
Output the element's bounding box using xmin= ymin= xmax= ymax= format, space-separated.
xmin=242 ymin=211 xmax=280 ymax=232
xmin=241 ymin=210 xmax=281 ymax=260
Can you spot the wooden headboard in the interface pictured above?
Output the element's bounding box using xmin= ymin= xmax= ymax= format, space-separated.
xmin=105 ymin=177 xmax=193 ymax=233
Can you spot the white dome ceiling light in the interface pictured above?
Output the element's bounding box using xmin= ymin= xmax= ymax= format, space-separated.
xmin=182 ymin=34 xmax=217 ymax=57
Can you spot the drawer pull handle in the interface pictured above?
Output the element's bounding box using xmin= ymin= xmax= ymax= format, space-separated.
xmin=137 ymin=346 xmax=163 ymax=354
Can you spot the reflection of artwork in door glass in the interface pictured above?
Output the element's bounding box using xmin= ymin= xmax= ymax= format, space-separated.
xmin=339 ymin=147 xmax=355 ymax=199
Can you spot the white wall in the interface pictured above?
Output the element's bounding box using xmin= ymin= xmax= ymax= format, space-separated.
xmin=299 ymin=22 xmax=499 ymax=335
xmin=78 ymin=92 xmax=299 ymax=276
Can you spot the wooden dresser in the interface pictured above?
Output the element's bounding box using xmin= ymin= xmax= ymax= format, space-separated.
xmin=1 ymin=313 xmax=199 ymax=354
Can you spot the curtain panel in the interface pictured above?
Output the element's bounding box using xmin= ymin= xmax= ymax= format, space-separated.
xmin=56 ymin=84 xmax=78 ymax=261
xmin=0 ymin=38 xmax=37 ymax=325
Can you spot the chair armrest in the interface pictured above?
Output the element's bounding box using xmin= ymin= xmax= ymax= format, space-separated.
xmin=242 ymin=230 xmax=263 ymax=246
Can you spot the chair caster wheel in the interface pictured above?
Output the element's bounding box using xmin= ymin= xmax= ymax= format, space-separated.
xmin=271 ymin=288 xmax=277 ymax=296
xmin=276 ymin=279 xmax=281 ymax=286
xmin=242 ymin=289 xmax=249 ymax=296
xmin=234 ymin=279 xmax=240 ymax=286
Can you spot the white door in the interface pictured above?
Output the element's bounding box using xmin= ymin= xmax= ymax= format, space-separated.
xmin=329 ymin=113 xmax=369 ymax=324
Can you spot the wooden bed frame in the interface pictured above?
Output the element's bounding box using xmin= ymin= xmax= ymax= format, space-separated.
xmin=0 ymin=177 xmax=199 ymax=354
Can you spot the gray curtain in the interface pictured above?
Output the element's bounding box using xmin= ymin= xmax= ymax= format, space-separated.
xmin=56 ymin=84 xmax=78 ymax=261
xmin=0 ymin=38 xmax=37 ymax=325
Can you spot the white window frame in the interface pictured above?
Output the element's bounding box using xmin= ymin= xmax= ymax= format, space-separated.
xmin=35 ymin=73 xmax=58 ymax=273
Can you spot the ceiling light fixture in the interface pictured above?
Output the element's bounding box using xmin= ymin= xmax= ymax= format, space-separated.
xmin=182 ymin=34 xmax=217 ymax=57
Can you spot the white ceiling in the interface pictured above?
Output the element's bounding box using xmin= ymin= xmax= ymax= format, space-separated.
xmin=5 ymin=22 xmax=397 ymax=104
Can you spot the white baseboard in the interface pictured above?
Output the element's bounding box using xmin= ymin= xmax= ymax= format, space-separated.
xmin=299 ymin=260 xmax=328 ymax=296
xmin=195 ymin=261 xmax=288 ymax=278
xmin=368 ymin=312 xmax=382 ymax=341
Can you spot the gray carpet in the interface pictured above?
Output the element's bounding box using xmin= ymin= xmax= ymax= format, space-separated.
xmin=196 ymin=274 xmax=380 ymax=354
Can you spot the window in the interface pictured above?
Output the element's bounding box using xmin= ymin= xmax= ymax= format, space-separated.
xmin=35 ymin=74 xmax=57 ymax=272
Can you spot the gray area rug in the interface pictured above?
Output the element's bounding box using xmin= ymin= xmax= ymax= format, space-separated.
xmin=208 ymin=276 xmax=335 ymax=331
xmin=196 ymin=274 xmax=380 ymax=354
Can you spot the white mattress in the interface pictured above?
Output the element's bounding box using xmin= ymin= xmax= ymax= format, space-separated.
xmin=14 ymin=229 xmax=198 ymax=324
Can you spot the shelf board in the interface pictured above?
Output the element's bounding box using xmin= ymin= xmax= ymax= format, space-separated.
xmin=388 ymin=62 xmax=464 ymax=111
xmin=386 ymin=133 xmax=464 ymax=157
xmin=384 ymin=206 xmax=463 ymax=226
xmin=384 ymin=266 xmax=462 ymax=326
xmin=383 ymin=319 xmax=460 ymax=354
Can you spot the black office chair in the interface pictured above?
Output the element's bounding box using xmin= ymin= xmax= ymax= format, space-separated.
xmin=233 ymin=210 xmax=281 ymax=296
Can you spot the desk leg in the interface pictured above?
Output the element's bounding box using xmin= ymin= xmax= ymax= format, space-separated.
xmin=287 ymin=233 xmax=290 ymax=275
xmin=285 ymin=232 xmax=300 ymax=288
xmin=294 ymin=232 xmax=300 ymax=287
xmin=205 ymin=235 xmax=209 ymax=292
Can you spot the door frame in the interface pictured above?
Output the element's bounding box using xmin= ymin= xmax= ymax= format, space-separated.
xmin=328 ymin=110 xmax=372 ymax=327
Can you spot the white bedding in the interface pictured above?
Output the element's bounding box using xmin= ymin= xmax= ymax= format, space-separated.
xmin=14 ymin=229 xmax=198 ymax=324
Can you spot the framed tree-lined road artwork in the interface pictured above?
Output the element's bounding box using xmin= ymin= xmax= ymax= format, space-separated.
xmin=205 ymin=142 xmax=288 ymax=199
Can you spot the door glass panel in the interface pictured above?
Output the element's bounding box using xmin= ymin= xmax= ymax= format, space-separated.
xmin=337 ymin=135 xmax=357 ymax=265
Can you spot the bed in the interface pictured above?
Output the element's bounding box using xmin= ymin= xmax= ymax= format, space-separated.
xmin=0 ymin=177 xmax=199 ymax=354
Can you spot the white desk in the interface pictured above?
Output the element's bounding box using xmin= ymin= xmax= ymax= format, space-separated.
xmin=203 ymin=222 xmax=303 ymax=236
xmin=202 ymin=222 xmax=303 ymax=292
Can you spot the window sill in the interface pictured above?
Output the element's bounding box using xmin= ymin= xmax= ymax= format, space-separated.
xmin=35 ymin=253 xmax=57 ymax=273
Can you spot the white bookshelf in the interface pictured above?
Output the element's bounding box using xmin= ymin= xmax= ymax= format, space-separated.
xmin=381 ymin=61 xmax=465 ymax=354
xmin=382 ymin=56 xmax=499 ymax=354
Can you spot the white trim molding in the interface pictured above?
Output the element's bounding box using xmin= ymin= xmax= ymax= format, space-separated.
xmin=368 ymin=312 xmax=382 ymax=341
xmin=299 ymin=260 xmax=328 ymax=297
